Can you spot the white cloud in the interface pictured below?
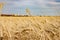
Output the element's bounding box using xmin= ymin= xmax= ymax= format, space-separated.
xmin=35 ymin=0 xmax=60 ymax=8
xmin=13 ymin=0 xmax=35 ymax=6
xmin=12 ymin=0 xmax=50 ymax=8
xmin=0 ymin=0 xmax=60 ymax=8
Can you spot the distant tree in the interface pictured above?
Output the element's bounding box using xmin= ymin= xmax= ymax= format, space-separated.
xmin=26 ymin=8 xmax=31 ymax=16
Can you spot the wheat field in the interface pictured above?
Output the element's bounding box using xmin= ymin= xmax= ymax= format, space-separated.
xmin=0 ymin=16 xmax=60 ymax=40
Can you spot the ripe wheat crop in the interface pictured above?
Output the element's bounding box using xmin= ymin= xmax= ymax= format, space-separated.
xmin=0 ymin=16 xmax=60 ymax=40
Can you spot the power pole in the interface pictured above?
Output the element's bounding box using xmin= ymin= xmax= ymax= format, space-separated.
xmin=26 ymin=8 xmax=31 ymax=16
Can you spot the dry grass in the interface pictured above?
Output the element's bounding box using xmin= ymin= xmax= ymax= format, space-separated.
xmin=0 ymin=16 xmax=60 ymax=40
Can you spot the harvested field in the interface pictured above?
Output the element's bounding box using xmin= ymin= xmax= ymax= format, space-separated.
xmin=0 ymin=16 xmax=60 ymax=40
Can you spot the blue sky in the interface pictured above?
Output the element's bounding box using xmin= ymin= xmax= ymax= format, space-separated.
xmin=0 ymin=0 xmax=60 ymax=16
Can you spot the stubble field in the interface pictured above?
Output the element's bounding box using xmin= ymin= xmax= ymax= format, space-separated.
xmin=0 ymin=16 xmax=60 ymax=40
